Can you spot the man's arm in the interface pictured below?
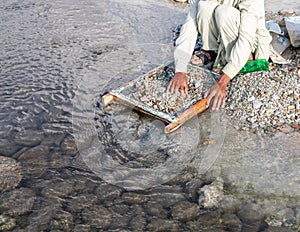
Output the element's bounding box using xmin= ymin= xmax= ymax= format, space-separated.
xmin=174 ymin=0 xmax=199 ymax=74
xmin=168 ymin=0 xmax=199 ymax=95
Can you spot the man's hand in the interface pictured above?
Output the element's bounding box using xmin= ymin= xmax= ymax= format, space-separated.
xmin=167 ymin=72 xmax=188 ymax=96
xmin=204 ymin=73 xmax=230 ymax=110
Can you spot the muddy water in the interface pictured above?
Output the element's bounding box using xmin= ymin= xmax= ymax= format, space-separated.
xmin=0 ymin=0 xmax=299 ymax=231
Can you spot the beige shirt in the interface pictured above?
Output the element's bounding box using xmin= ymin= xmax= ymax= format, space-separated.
xmin=174 ymin=0 xmax=271 ymax=79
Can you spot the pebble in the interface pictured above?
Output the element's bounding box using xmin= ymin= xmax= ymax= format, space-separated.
xmin=81 ymin=206 xmax=112 ymax=230
xmin=237 ymin=203 xmax=265 ymax=225
xmin=60 ymin=134 xmax=79 ymax=154
xmin=94 ymin=183 xmax=123 ymax=203
xmin=146 ymin=219 xmax=180 ymax=232
xmin=0 ymin=215 xmax=16 ymax=231
xmin=221 ymin=213 xmax=242 ymax=232
xmin=121 ymin=192 xmax=150 ymax=204
xmin=0 ymin=156 xmax=22 ymax=191
xmin=40 ymin=180 xmax=74 ymax=198
xmin=198 ymin=177 xmax=224 ymax=209
xmin=171 ymin=201 xmax=199 ymax=222
xmin=0 ymin=188 xmax=36 ymax=216
xmin=18 ymin=145 xmax=49 ymax=178
xmin=14 ymin=129 xmax=44 ymax=147
xmin=219 ymin=195 xmax=242 ymax=213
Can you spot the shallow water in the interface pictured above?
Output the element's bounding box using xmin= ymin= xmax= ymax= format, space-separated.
xmin=0 ymin=0 xmax=299 ymax=231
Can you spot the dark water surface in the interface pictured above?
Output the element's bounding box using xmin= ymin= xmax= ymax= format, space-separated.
xmin=0 ymin=0 xmax=299 ymax=231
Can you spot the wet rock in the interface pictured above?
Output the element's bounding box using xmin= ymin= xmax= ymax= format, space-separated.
xmin=221 ymin=213 xmax=242 ymax=232
xmin=41 ymin=180 xmax=74 ymax=198
xmin=25 ymin=198 xmax=63 ymax=231
xmin=18 ymin=145 xmax=49 ymax=178
xmin=171 ymin=201 xmax=199 ymax=222
xmin=108 ymin=204 xmax=131 ymax=230
xmin=237 ymin=203 xmax=265 ymax=225
xmin=0 ymin=139 xmax=22 ymax=156
xmin=129 ymin=214 xmax=147 ymax=231
xmin=143 ymin=202 xmax=168 ymax=219
xmin=0 ymin=156 xmax=22 ymax=191
xmin=0 ymin=188 xmax=36 ymax=216
xmin=187 ymin=210 xmax=222 ymax=231
xmin=73 ymin=224 xmax=91 ymax=232
xmin=48 ymin=150 xmax=70 ymax=169
xmin=61 ymin=134 xmax=79 ymax=154
xmin=81 ymin=206 xmax=112 ymax=230
xmin=14 ymin=129 xmax=44 ymax=147
xmin=121 ymin=192 xmax=149 ymax=204
xmin=49 ymin=210 xmax=74 ymax=231
xmin=0 ymin=215 xmax=16 ymax=231
xmin=219 ymin=195 xmax=242 ymax=213
xmin=265 ymin=208 xmax=296 ymax=228
xmin=185 ymin=178 xmax=205 ymax=202
xmin=198 ymin=177 xmax=224 ymax=209
xmin=66 ymin=194 xmax=98 ymax=213
xmin=94 ymin=183 xmax=123 ymax=203
xmin=68 ymin=153 xmax=91 ymax=171
xmin=147 ymin=185 xmax=186 ymax=208
xmin=165 ymin=171 xmax=194 ymax=185
xmin=146 ymin=219 xmax=180 ymax=232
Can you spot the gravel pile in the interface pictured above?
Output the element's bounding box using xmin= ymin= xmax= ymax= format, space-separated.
xmin=226 ymin=58 xmax=300 ymax=135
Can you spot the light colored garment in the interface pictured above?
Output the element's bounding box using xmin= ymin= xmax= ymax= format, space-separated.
xmin=174 ymin=0 xmax=272 ymax=79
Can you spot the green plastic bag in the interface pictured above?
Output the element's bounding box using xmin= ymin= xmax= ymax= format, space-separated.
xmin=240 ymin=59 xmax=269 ymax=74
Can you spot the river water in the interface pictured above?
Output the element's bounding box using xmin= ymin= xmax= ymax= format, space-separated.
xmin=0 ymin=0 xmax=299 ymax=231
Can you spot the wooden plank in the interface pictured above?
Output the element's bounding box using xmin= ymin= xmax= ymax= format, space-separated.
xmin=164 ymin=98 xmax=208 ymax=133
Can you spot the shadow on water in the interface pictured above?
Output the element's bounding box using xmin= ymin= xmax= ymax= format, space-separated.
xmin=0 ymin=0 xmax=299 ymax=231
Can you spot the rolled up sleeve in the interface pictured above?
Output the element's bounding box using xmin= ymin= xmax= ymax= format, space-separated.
xmin=174 ymin=0 xmax=199 ymax=73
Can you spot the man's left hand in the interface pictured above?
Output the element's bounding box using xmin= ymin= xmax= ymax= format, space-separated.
xmin=204 ymin=73 xmax=230 ymax=110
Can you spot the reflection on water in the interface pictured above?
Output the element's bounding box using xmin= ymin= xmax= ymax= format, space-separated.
xmin=0 ymin=0 xmax=299 ymax=231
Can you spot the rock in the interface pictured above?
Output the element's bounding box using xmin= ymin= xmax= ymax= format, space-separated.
xmin=198 ymin=177 xmax=224 ymax=209
xmin=187 ymin=210 xmax=222 ymax=231
xmin=0 ymin=188 xmax=36 ymax=216
xmin=165 ymin=172 xmax=194 ymax=185
xmin=143 ymin=202 xmax=168 ymax=219
xmin=49 ymin=210 xmax=74 ymax=231
xmin=25 ymin=198 xmax=62 ymax=231
xmin=66 ymin=194 xmax=98 ymax=213
xmin=18 ymin=145 xmax=49 ymax=178
xmin=171 ymin=201 xmax=199 ymax=222
xmin=14 ymin=130 xmax=44 ymax=147
xmin=94 ymin=183 xmax=123 ymax=203
xmin=121 ymin=192 xmax=149 ymax=204
xmin=252 ymin=99 xmax=262 ymax=109
xmin=0 ymin=156 xmax=22 ymax=191
xmin=146 ymin=219 xmax=180 ymax=232
xmin=81 ymin=206 xmax=112 ymax=230
xmin=222 ymin=213 xmax=242 ymax=232
xmin=129 ymin=214 xmax=147 ymax=231
xmin=0 ymin=139 xmax=21 ymax=156
xmin=0 ymin=215 xmax=16 ymax=231
xmin=40 ymin=180 xmax=74 ymax=198
xmin=219 ymin=195 xmax=242 ymax=213
xmin=279 ymin=8 xmax=295 ymax=16
xmin=147 ymin=186 xmax=186 ymax=208
xmin=185 ymin=178 xmax=205 ymax=202
xmin=237 ymin=203 xmax=264 ymax=225
xmin=73 ymin=224 xmax=91 ymax=232
xmin=265 ymin=208 xmax=296 ymax=228
xmin=61 ymin=135 xmax=79 ymax=154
